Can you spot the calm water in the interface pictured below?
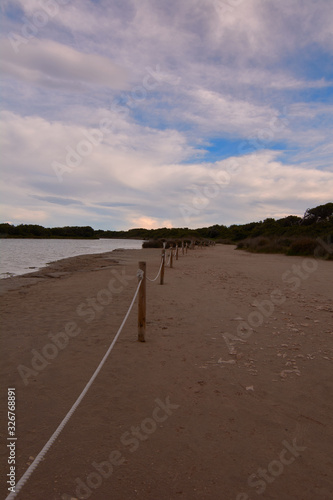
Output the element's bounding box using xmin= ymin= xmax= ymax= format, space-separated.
xmin=0 ymin=238 xmax=144 ymax=278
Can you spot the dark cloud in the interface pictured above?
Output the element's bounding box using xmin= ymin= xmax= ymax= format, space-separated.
xmin=31 ymin=195 xmax=84 ymax=206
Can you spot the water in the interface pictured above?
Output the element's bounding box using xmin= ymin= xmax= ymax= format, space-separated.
xmin=0 ymin=238 xmax=144 ymax=278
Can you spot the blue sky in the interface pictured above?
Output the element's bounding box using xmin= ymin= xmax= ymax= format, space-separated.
xmin=1 ymin=0 xmax=332 ymax=230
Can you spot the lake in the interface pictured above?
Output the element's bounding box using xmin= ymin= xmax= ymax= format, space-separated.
xmin=0 ymin=238 xmax=144 ymax=278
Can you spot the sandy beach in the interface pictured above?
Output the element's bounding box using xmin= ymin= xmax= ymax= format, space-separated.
xmin=0 ymin=244 xmax=332 ymax=500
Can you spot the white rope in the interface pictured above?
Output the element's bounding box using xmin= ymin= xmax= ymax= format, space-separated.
xmin=146 ymin=257 xmax=164 ymax=282
xmin=5 ymin=275 xmax=143 ymax=500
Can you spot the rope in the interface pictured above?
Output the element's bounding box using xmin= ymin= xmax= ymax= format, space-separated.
xmin=146 ymin=257 xmax=164 ymax=282
xmin=137 ymin=269 xmax=144 ymax=280
xmin=5 ymin=275 xmax=143 ymax=500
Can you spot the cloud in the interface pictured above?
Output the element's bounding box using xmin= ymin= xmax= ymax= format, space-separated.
xmin=0 ymin=38 xmax=129 ymax=90
xmin=129 ymin=216 xmax=173 ymax=229
xmin=31 ymin=195 xmax=84 ymax=206
xmin=0 ymin=207 xmax=48 ymax=223
xmin=175 ymin=150 xmax=333 ymax=226
xmin=1 ymin=0 xmax=332 ymax=230
xmin=211 ymin=0 xmax=333 ymax=61
xmin=179 ymin=87 xmax=276 ymax=137
xmin=1 ymin=109 xmax=332 ymax=229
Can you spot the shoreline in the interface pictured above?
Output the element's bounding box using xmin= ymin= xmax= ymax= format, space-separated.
xmin=0 ymin=250 xmax=124 ymax=295
xmin=0 ymin=238 xmax=144 ymax=283
xmin=0 ymin=246 xmax=145 ymax=294
xmin=0 ymin=245 xmax=332 ymax=499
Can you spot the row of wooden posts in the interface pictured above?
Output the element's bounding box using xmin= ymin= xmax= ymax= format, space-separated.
xmin=137 ymin=242 xmax=192 ymax=342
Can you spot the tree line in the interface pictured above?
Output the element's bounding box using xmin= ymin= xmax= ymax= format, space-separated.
xmin=0 ymin=202 xmax=332 ymax=242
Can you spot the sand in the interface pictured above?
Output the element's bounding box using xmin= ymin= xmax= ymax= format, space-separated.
xmin=0 ymin=244 xmax=332 ymax=500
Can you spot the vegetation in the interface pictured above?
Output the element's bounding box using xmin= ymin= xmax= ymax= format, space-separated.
xmin=0 ymin=202 xmax=332 ymax=258
xmin=142 ymin=239 xmax=164 ymax=248
xmin=0 ymin=224 xmax=96 ymax=239
xmin=233 ymin=203 xmax=332 ymax=258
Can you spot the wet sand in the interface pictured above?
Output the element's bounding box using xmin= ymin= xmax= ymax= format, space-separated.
xmin=0 ymin=244 xmax=332 ymax=500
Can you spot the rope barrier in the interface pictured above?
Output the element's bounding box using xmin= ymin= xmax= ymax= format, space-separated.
xmin=8 ymin=243 xmax=212 ymax=498
xmin=5 ymin=275 xmax=143 ymax=500
xmin=146 ymin=257 xmax=164 ymax=282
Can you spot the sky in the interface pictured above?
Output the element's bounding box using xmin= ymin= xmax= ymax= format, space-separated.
xmin=1 ymin=0 xmax=333 ymax=230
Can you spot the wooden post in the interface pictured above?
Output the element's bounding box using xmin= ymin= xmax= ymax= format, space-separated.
xmin=182 ymin=241 xmax=184 ymax=255
xmin=160 ymin=250 xmax=165 ymax=285
xmin=170 ymin=247 xmax=173 ymax=268
xmin=138 ymin=261 xmax=146 ymax=342
xmin=176 ymin=244 xmax=179 ymax=260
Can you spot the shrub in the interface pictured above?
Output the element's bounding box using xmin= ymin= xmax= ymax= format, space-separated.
xmin=287 ymin=238 xmax=318 ymax=256
xmin=142 ymin=239 xmax=163 ymax=248
xmin=237 ymin=237 xmax=292 ymax=254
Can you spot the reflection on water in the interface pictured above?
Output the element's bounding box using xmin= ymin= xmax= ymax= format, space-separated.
xmin=0 ymin=238 xmax=143 ymax=278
